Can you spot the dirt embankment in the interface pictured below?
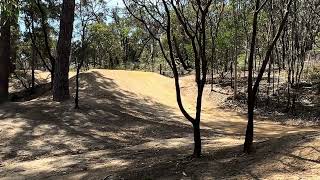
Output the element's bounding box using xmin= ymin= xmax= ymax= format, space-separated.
xmin=1 ymin=69 xmax=319 ymax=179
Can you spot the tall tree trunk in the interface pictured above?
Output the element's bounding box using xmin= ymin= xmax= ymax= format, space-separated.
xmin=75 ymin=43 xmax=85 ymax=109
xmin=0 ymin=18 xmax=11 ymax=103
xmin=244 ymin=41 xmax=248 ymax=78
xmin=272 ymin=51 xmax=275 ymax=95
xmin=267 ymin=59 xmax=272 ymax=104
xmin=211 ymin=52 xmax=214 ymax=91
xmin=244 ymin=0 xmax=292 ymax=153
xmin=230 ymin=62 xmax=233 ymax=88
xmin=244 ymin=0 xmax=260 ymax=154
xmin=75 ymin=65 xmax=81 ymax=109
xmin=233 ymin=0 xmax=239 ymax=98
xmin=234 ymin=48 xmax=238 ymax=97
xmin=53 ymin=0 xmax=75 ymax=102
xmin=75 ymin=1 xmax=87 ymax=109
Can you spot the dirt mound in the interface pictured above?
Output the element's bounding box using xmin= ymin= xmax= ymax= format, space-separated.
xmin=1 ymin=69 xmax=319 ymax=179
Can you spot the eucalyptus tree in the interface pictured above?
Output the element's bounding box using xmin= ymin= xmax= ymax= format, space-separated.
xmin=244 ymin=0 xmax=293 ymax=153
xmin=124 ymin=0 xmax=224 ymax=157
xmin=52 ymin=0 xmax=75 ymax=102
xmin=25 ymin=0 xmax=75 ymax=101
xmin=0 ymin=0 xmax=18 ymax=103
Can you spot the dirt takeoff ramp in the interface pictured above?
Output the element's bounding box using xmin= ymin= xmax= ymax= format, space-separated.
xmin=0 ymin=69 xmax=319 ymax=179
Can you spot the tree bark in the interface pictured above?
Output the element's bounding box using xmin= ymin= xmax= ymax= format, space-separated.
xmin=193 ymin=120 xmax=201 ymax=157
xmin=244 ymin=99 xmax=254 ymax=153
xmin=53 ymin=0 xmax=75 ymax=102
xmin=0 ymin=17 xmax=11 ymax=103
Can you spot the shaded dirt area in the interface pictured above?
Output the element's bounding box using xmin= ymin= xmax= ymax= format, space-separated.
xmin=9 ymin=70 xmax=52 ymax=93
xmin=211 ymin=72 xmax=320 ymax=126
xmin=1 ymin=69 xmax=320 ymax=179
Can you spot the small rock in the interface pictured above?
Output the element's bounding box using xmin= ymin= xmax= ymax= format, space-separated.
xmin=182 ymin=171 xmax=187 ymax=176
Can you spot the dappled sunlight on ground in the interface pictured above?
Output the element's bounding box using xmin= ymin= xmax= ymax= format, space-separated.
xmin=1 ymin=69 xmax=320 ymax=179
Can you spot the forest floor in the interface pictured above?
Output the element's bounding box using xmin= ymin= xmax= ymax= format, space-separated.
xmin=217 ymin=73 xmax=320 ymax=126
xmin=1 ymin=69 xmax=320 ymax=179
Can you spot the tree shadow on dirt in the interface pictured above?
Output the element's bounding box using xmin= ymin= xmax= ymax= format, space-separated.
xmin=1 ymin=70 xmax=319 ymax=179
xmin=0 ymin=70 xmax=220 ymax=179
xmin=109 ymin=131 xmax=320 ymax=179
xmin=9 ymin=71 xmax=51 ymax=93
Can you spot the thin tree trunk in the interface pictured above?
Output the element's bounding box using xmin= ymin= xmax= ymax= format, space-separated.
xmin=244 ymin=39 xmax=249 ymax=78
xmin=267 ymin=58 xmax=272 ymax=104
xmin=272 ymin=51 xmax=275 ymax=95
xmin=231 ymin=62 xmax=233 ymax=88
xmin=31 ymin=44 xmax=36 ymax=92
xmin=234 ymin=49 xmax=238 ymax=97
xmin=233 ymin=1 xmax=238 ymax=98
xmin=75 ymin=65 xmax=81 ymax=109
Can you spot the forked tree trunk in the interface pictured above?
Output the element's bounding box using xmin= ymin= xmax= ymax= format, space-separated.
xmin=125 ymin=0 xmax=214 ymax=158
xmin=243 ymin=0 xmax=260 ymax=154
xmin=244 ymin=0 xmax=292 ymax=153
xmin=53 ymin=0 xmax=75 ymax=102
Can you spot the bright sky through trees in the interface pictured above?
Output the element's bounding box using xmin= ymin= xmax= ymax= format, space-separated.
xmin=108 ymin=0 xmax=124 ymax=8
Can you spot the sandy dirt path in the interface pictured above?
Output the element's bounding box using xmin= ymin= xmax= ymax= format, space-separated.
xmin=1 ymin=69 xmax=319 ymax=179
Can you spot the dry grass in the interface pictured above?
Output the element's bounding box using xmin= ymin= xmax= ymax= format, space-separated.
xmin=1 ymin=69 xmax=319 ymax=179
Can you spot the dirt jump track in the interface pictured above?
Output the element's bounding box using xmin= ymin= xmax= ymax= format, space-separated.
xmin=1 ymin=69 xmax=320 ymax=179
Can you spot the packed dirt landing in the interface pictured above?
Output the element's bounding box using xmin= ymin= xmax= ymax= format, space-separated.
xmin=1 ymin=69 xmax=319 ymax=179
